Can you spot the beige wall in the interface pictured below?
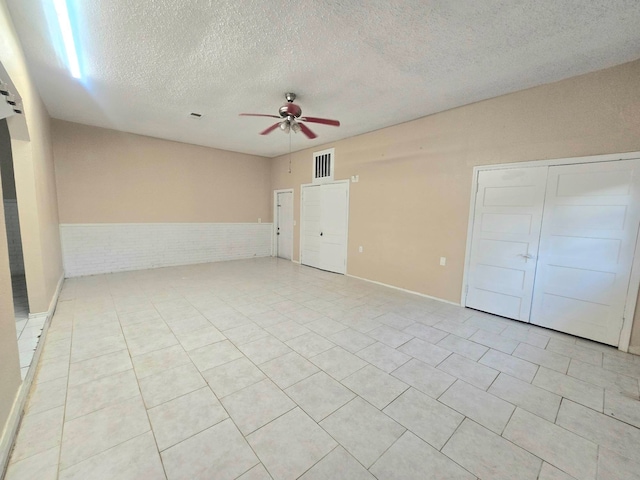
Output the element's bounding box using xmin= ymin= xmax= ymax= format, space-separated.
xmin=271 ymin=59 xmax=640 ymax=350
xmin=0 ymin=0 xmax=63 ymax=437
xmin=53 ymin=121 xmax=271 ymax=224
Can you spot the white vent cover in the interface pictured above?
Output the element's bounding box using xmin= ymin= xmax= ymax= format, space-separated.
xmin=312 ymin=148 xmax=335 ymax=184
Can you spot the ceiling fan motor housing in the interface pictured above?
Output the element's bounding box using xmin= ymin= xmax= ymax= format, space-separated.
xmin=279 ymin=103 xmax=302 ymax=118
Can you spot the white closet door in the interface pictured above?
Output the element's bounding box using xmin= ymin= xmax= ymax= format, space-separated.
xmin=530 ymin=159 xmax=640 ymax=346
xmin=276 ymin=191 xmax=293 ymax=260
xmin=319 ymin=182 xmax=349 ymax=274
xmin=466 ymin=167 xmax=548 ymax=321
xmin=300 ymin=182 xmax=349 ymax=274
xmin=301 ymin=185 xmax=322 ymax=269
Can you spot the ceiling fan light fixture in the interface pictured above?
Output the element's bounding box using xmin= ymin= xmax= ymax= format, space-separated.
xmin=240 ymin=93 xmax=340 ymax=140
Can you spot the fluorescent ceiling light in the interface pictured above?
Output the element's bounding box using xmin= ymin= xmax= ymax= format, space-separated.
xmin=53 ymin=0 xmax=81 ymax=78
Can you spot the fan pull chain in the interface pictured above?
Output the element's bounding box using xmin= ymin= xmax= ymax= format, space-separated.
xmin=288 ymin=131 xmax=292 ymax=174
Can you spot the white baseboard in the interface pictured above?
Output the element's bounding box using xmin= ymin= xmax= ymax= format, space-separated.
xmin=345 ymin=273 xmax=460 ymax=306
xmin=0 ymin=273 xmax=64 ymax=477
xmin=291 ymin=260 xmax=300 ymax=264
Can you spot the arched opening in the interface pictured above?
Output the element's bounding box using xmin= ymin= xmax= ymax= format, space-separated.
xmin=0 ymin=118 xmax=33 ymax=380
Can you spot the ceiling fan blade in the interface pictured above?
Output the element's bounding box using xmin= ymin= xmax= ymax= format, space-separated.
xmin=260 ymin=122 xmax=282 ymax=135
xmin=298 ymin=122 xmax=317 ymax=139
xmin=299 ymin=116 xmax=340 ymax=127
xmin=239 ymin=113 xmax=282 ymax=119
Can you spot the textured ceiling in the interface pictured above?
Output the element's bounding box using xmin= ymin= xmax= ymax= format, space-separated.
xmin=6 ymin=0 xmax=640 ymax=157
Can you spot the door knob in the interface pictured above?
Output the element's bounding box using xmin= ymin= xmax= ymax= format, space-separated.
xmin=320 ymin=232 xmax=323 ymax=236
xmin=518 ymin=253 xmax=534 ymax=262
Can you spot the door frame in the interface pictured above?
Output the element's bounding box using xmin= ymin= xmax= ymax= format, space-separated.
xmin=461 ymin=151 xmax=640 ymax=352
xmin=299 ymin=180 xmax=350 ymax=274
xmin=272 ymin=188 xmax=294 ymax=260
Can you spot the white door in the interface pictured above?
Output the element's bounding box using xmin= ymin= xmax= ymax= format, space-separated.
xmin=301 ymin=185 xmax=322 ymax=269
xmin=319 ymin=182 xmax=349 ymax=274
xmin=465 ymin=167 xmax=548 ymax=321
xmin=301 ymin=182 xmax=349 ymax=274
xmin=530 ymin=159 xmax=640 ymax=345
xmin=276 ymin=191 xmax=293 ymax=260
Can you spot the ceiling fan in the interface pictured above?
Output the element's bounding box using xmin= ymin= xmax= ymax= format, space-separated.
xmin=239 ymin=93 xmax=340 ymax=139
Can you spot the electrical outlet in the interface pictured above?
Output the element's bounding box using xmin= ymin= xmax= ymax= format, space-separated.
xmin=358 ymin=246 xmax=363 ymax=253
xmin=258 ymin=218 xmax=262 ymax=223
xmin=440 ymin=257 xmax=446 ymax=266
xmin=351 ymin=175 xmax=359 ymax=183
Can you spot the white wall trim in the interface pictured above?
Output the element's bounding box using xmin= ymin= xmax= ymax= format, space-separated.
xmin=461 ymin=151 xmax=640 ymax=352
xmin=346 ymin=273 xmax=460 ymax=306
xmin=58 ymin=222 xmax=269 ymax=227
xmin=60 ymin=222 xmax=273 ymax=277
xmin=620 ymin=222 xmax=640 ymax=352
xmin=0 ymin=273 xmax=63 ymax=477
xmin=468 ymin=151 xmax=640 ymax=171
xmin=272 ymin=189 xmax=294 ymax=259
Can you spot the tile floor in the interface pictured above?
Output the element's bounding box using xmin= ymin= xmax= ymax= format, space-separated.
xmin=5 ymin=258 xmax=640 ymax=480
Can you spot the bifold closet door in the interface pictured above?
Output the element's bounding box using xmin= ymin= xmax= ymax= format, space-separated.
xmin=530 ymin=159 xmax=640 ymax=346
xmin=300 ymin=182 xmax=349 ymax=274
xmin=319 ymin=182 xmax=349 ymax=274
xmin=465 ymin=167 xmax=548 ymax=321
xmin=301 ymin=185 xmax=322 ymax=269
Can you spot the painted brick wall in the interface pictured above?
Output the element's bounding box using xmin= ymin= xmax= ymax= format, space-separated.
xmin=3 ymin=200 xmax=24 ymax=274
xmin=60 ymin=223 xmax=273 ymax=277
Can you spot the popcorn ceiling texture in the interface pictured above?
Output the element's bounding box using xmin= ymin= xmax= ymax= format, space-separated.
xmin=6 ymin=0 xmax=640 ymax=157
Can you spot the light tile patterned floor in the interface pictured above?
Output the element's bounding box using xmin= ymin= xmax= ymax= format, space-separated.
xmin=6 ymin=258 xmax=640 ymax=480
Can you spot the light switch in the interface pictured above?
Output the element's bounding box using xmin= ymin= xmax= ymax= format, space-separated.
xmin=440 ymin=257 xmax=446 ymax=266
xmin=358 ymin=246 xmax=363 ymax=253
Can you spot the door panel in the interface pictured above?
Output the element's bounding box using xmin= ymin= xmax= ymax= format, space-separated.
xmin=530 ymin=159 xmax=640 ymax=346
xmin=276 ymin=192 xmax=293 ymax=260
xmin=301 ymin=185 xmax=321 ymax=269
xmin=465 ymin=167 xmax=548 ymax=321
xmin=319 ymin=182 xmax=348 ymax=274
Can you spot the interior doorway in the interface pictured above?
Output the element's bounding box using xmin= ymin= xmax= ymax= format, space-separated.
xmin=274 ymin=189 xmax=294 ymax=260
xmin=0 ymin=118 xmax=31 ymax=379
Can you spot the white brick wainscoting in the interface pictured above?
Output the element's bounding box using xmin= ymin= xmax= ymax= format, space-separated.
xmin=60 ymin=223 xmax=273 ymax=277
xmin=3 ymin=200 xmax=25 ymax=274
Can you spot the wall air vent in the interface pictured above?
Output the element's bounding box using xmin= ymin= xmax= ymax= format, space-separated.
xmin=312 ymin=148 xmax=335 ymax=184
